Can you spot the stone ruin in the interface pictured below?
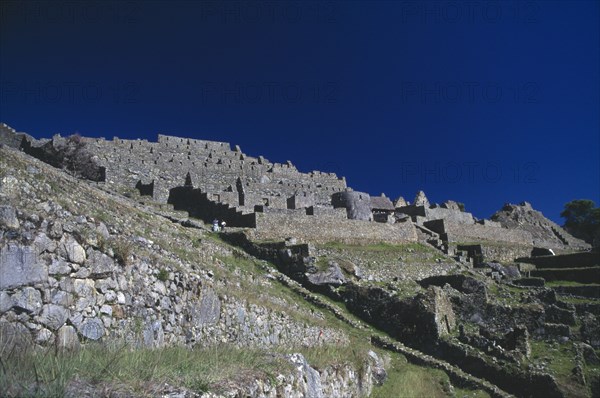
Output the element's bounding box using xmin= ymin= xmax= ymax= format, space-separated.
xmin=0 ymin=123 xmax=591 ymax=258
xmin=394 ymin=190 xmax=591 ymax=263
xmin=1 ymin=122 xmax=599 ymax=397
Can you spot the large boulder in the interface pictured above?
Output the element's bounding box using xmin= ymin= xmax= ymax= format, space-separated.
xmin=0 ymin=205 xmax=19 ymax=229
xmin=33 ymin=232 xmax=57 ymax=255
xmin=77 ymin=317 xmax=105 ymax=340
xmin=368 ymin=350 xmax=387 ymax=385
xmin=0 ymin=244 xmax=48 ymax=289
xmin=306 ymin=261 xmax=347 ymax=287
xmin=56 ymin=325 xmax=80 ymax=351
xmin=0 ymin=321 xmax=33 ymax=355
xmin=11 ymin=287 xmax=43 ymax=314
xmin=59 ymin=236 xmax=86 ymax=265
xmin=0 ymin=291 xmax=13 ymax=313
xmin=23 ymin=134 xmax=105 ymax=181
xmin=484 ymin=262 xmax=521 ymax=279
xmin=38 ymin=304 xmax=69 ymax=330
xmin=331 ymin=191 xmax=373 ymax=221
xmin=287 ymin=353 xmax=323 ymax=398
xmin=87 ymin=249 xmax=115 ymax=278
xmin=190 ymin=287 xmax=221 ymax=326
xmin=73 ymin=278 xmax=97 ymax=311
xmin=0 ymin=175 xmax=21 ymax=198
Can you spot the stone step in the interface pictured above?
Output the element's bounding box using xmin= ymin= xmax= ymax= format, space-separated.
xmin=550 ymin=226 xmax=569 ymax=245
xmin=516 ymin=252 xmax=599 ymax=269
xmin=530 ymin=266 xmax=600 ymax=284
xmin=371 ymin=336 xmax=514 ymax=398
xmin=512 ymin=277 xmax=545 ymax=287
xmin=551 ymin=284 xmax=600 ymax=299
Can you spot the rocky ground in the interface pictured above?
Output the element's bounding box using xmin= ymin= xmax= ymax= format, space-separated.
xmin=1 ymin=144 xmax=599 ymax=397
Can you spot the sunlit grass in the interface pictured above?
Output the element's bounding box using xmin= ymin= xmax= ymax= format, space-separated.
xmin=321 ymin=241 xmax=432 ymax=253
xmin=371 ymin=354 xmax=452 ymax=398
xmin=0 ymin=343 xmax=287 ymax=397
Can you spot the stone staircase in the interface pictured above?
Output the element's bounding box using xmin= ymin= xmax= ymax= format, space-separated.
xmin=415 ymin=224 xmax=477 ymax=265
xmin=415 ymin=224 xmax=448 ymax=253
xmin=529 ymin=258 xmax=600 ymax=285
xmin=513 ymin=252 xmax=600 ymax=339
xmin=550 ymin=226 xmax=569 ymax=245
xmin=219 ymin=233 xmax=514 ymax=398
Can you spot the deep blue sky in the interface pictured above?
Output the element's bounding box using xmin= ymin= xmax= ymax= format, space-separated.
xmin=1 ymin=1 xmax=598 ymax=223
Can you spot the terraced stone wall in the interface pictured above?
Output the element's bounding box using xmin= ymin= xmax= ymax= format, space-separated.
xmin=252 ymin=212 xmax=418 ymax=244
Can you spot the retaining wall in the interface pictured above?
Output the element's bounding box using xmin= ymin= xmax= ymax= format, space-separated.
xmin=517 ymin=252 xmax=599 ymax=268
xmin=252 ymin=213 xmax=418 ymax=245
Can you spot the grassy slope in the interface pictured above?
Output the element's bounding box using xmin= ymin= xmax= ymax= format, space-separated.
xmin=0 ymin=147 xmax=474 ymax=396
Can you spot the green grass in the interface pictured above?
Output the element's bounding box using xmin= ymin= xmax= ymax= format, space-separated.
xmin=370 ymin=353 xmax=453 ymax=398
xmin=453 ymin=388 xmax=491 ymax=398
xmin=546 ymin=280 xmax=600 ymax=287
xmin=0 ymin=147 xmax=508 ymax=397
xmin=296 ymin=342 xmax=370 ymax=370
xmin=393 ymin=281 xmax=424 ymax=300
xmin=321 ymin=241 xmax=432 ymax=253
xmin=316 ymin=240 xmax=450 ymax=280
xmin=0 ymin=343 xmax=288 ymax=397
xmin=315 ymin=256 xmax=331 ymax=271
xmin=157 ymin=268 xmax=169 ymax=282
xmin=557 ymin=295 xmax=600 ymax=304
xmin=528 ymin=340 xmax=592 ymax=398
xmin=111 ymin=239 xmax=133 ymax=266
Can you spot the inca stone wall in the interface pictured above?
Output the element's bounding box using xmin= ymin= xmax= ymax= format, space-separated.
xmin=0 ymin=156 xmax=349 ymax=356
xmin=0 ymin=217 xmax=347 ymax=354
xmin=251 ymin=212 xmax=418 ymax=244
xmin=0 ymin=124 xmax=27 ymax=148
xmin=0 ymin=123 xmax=591 ymax=256
xmin=397 ymin=204 xmax=475 ymax=225
xmin=83 ymin=134 xmax=347 ymax=211
xmin=0 ymin=146 xmax=396 ymax=398
xmin=478 ymin=244 xmax=534 ymax=263
xmin=424 ymin=219 xmax=534 ymax=246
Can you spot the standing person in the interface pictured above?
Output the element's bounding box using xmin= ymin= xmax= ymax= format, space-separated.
xmin=212 ymin=219 xmax=220 ymax=232
xmin=221 ymin=221 xmax=227 ymax=231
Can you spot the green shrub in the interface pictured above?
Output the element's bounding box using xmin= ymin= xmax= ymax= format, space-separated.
xmin=112 ymin=239 xmax=133 ymax=266
xmin=157 ymin=268 xmax=169 ymax=282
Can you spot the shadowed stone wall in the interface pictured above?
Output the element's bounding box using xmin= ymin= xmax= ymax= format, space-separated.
xmin=82 ymin=134 xmax=347 ymax=210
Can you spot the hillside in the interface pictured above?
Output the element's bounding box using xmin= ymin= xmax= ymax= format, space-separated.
xmin=0 ymin=126 xmax=599 ymax=397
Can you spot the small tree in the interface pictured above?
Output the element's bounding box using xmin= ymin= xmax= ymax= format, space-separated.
xmin=560 ymin=199 xmax=600 ymax=245
xmin=65 ymin=135 xmax=104 ymax=181
xmin=43 ymin=134 xmax=105 ymax=181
